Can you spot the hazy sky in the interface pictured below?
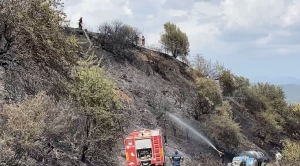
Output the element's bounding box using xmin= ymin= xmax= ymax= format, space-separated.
xmin=62 ymin=0 xmax=300 ymax=80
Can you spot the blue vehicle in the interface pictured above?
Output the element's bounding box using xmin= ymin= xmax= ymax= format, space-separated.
xmin=229 ymin=151 xmax=270 ymax=166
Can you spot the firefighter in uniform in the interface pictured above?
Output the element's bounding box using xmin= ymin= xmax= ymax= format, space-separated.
xmin=170 ymin=150 xmax=183 ymax=166
xmin=79 ymin=17 xmax=83 ymax=30
xmin=275 ymin=150 xmax=282 ymax=166
xmin=141 ymin=36 xmax=145 ymax=47
xmin=219 ymin=150 xmax=225 ymax=165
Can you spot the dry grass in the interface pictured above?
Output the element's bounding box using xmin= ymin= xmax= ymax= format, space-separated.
xmin=138 ymin=53 xmax=154 ymax=63
xmin=187 ymin=67 xmax=202 ymax=81
xmin=1 ymin=92 xmax=50 ymax=142
xmin=118 ymin=90 xmax=133 ymax=104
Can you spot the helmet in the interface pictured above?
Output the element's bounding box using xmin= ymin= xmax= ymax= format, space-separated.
xmin=175 ymin=149 xmax=178 ymax=154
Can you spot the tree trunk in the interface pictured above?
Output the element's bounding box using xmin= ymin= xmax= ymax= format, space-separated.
xmin=80 ymin=116 xmax=92 ymax=162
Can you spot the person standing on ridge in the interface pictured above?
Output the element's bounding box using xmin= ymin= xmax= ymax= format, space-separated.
xmin=170 ymin=149 xmax=183 ymax=166
xmin=79 ymin=17 xmax=83 ymax=30
xmin=141 ymin=35 xmax=145 ymax=47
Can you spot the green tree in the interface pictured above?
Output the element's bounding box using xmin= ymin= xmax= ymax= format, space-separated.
xmin=240 ymin=83 xmax=288 ymax=141
xmin=160 ymin=22 xmax=190 ymax=58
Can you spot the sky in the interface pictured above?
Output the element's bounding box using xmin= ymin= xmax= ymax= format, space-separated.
xmin=62 ymin=0 xmax=300 ymax=83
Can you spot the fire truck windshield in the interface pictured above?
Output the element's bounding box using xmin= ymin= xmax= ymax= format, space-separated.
xmin=135 ymin=139 xmax=152 ymax=149
xmin=135 ymin=139 xmax=152 ymax=160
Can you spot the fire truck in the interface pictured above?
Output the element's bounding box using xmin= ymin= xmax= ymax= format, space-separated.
xmin=124 ymin=129 xmax=165 ymax=166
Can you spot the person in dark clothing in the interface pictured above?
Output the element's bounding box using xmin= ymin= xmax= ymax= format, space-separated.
xmin=79 ymin=17 xmax=82 ymax=30
xmin=170 ymin=150 xmax=183 ymax=166
xmin=163 ymin=135 xmax=167 ymax=145
xmin=141 ymin=36 xmax=145 ymax=47
xmin=219 ymin=150 xmax=225 ymax=165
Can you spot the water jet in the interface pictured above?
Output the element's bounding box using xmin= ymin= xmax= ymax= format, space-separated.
xmin=166 ymin=112 xmax=220 ymax=153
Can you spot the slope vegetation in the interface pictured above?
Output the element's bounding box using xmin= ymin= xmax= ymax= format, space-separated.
xmin=0 ymin=1 xmax=299 ymax=165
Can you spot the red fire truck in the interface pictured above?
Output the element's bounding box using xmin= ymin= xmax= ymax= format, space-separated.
xmin=124 ymin=129 xmax=165 ymax=166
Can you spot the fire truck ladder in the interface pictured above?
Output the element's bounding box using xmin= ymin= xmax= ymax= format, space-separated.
xmin=152 ymin=136 xmax=162 ymax=163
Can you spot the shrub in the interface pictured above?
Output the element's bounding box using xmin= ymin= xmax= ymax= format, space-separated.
xmin=194 ymin=77 xmax=222 ymax=119
xmin=98 ymin=20 xmax=141 ymax=54
xmin=160 ymin=22 xmax=190 ymax=58
xmin=0 ymin=90 xmax=112 ymax=165
xmin=219 ymin=70 xmax=237 ymax=96
xmin=261 ymin=111 xmax=283 ymax=131
xmin=216 ymin=101 xmax=233 ymax=118
xmin=292 ymin=103 xmax=300 ymax=112
xmin=67 ymin=55 xmax=123 ymax=162
xmin=282 ymin=139 xmax=300 ymax=163
xmin=186 ymin=67 xmax=202 ymax=80
xmin=204 ymin=102 xmax=242 ymax=153
xmin=232 ymin=75 xmax=250 ymax=97
xmin=1 ymin=92 xmax=50 ymax=144
xmin=243 ymin=88 xmax=266 ymax=112
xmin=191 ymin=54 xmax=224 ymax=80
xmin=196 ymin=77 xmax=222 ymax=107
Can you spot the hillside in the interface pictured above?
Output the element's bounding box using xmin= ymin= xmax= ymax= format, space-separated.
xmin=69 ymin=28 xmax=224 ymax=165
xmin=0 ymin=1 xmax=299 ymax=165
xmin=280 ymin=84 xmax=300 ymax=104
xmin=0 ymin=26 xmax=299 ymax=166
xmin=67 ymin=27 xmax=299 ymax=165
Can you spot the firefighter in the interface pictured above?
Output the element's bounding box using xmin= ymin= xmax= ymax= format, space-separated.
xmin=218 ymin=150 xmax=225 ymax=165
xmin=141 ymin=36 xmax=145 ymax=47
xmin=79 ymin=17 xmax=83 ymax=30
xmin=170 ymin=149 xmax=183 ymax=166
xmin=275 ymin=150 xmax=282 ymax=166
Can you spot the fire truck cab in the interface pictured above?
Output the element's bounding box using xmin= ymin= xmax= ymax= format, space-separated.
xmin=124 ymin=129 xmax=165 ymax=166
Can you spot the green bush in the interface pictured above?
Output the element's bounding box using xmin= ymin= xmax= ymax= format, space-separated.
xmin=67 ymin=56 xmax=123 ymax=161
xmin=219 ymin=70 xmax=237 ymax=96
xmin=196 ymin=77 xmax=222 ymax=107
xmin=216 ymin=101 xmax=233 ymax=118
xmin=68 ymin=57 xmax=122 ymax=139
xmin=204 ymin=102 xmax=242 ymax=152
xmin=292 ymin=103 xmax=300 ymax=112
xmin=282 ymin=139 xmax=300 ymax=163
xmin=261 ymin=111 xmax=283 ymax=131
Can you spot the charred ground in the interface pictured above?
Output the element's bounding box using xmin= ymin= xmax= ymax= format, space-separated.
xmin=0 ymin=6 xmax=299 ymax=164
xmin=68 ymin=27 xmax=299 ymax=166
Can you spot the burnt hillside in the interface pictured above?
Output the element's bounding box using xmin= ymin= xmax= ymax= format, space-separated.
xmin=1 ymin=1 xmax=298 ymax=165
xmin=0 ymin=23 xmax=298 ymax=166
xmin=67 ymin=27 xmax=295 ymax=165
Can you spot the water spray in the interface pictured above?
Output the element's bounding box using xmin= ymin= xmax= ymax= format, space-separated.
xmin=166 ymin=112 xmax=222 ymax=154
